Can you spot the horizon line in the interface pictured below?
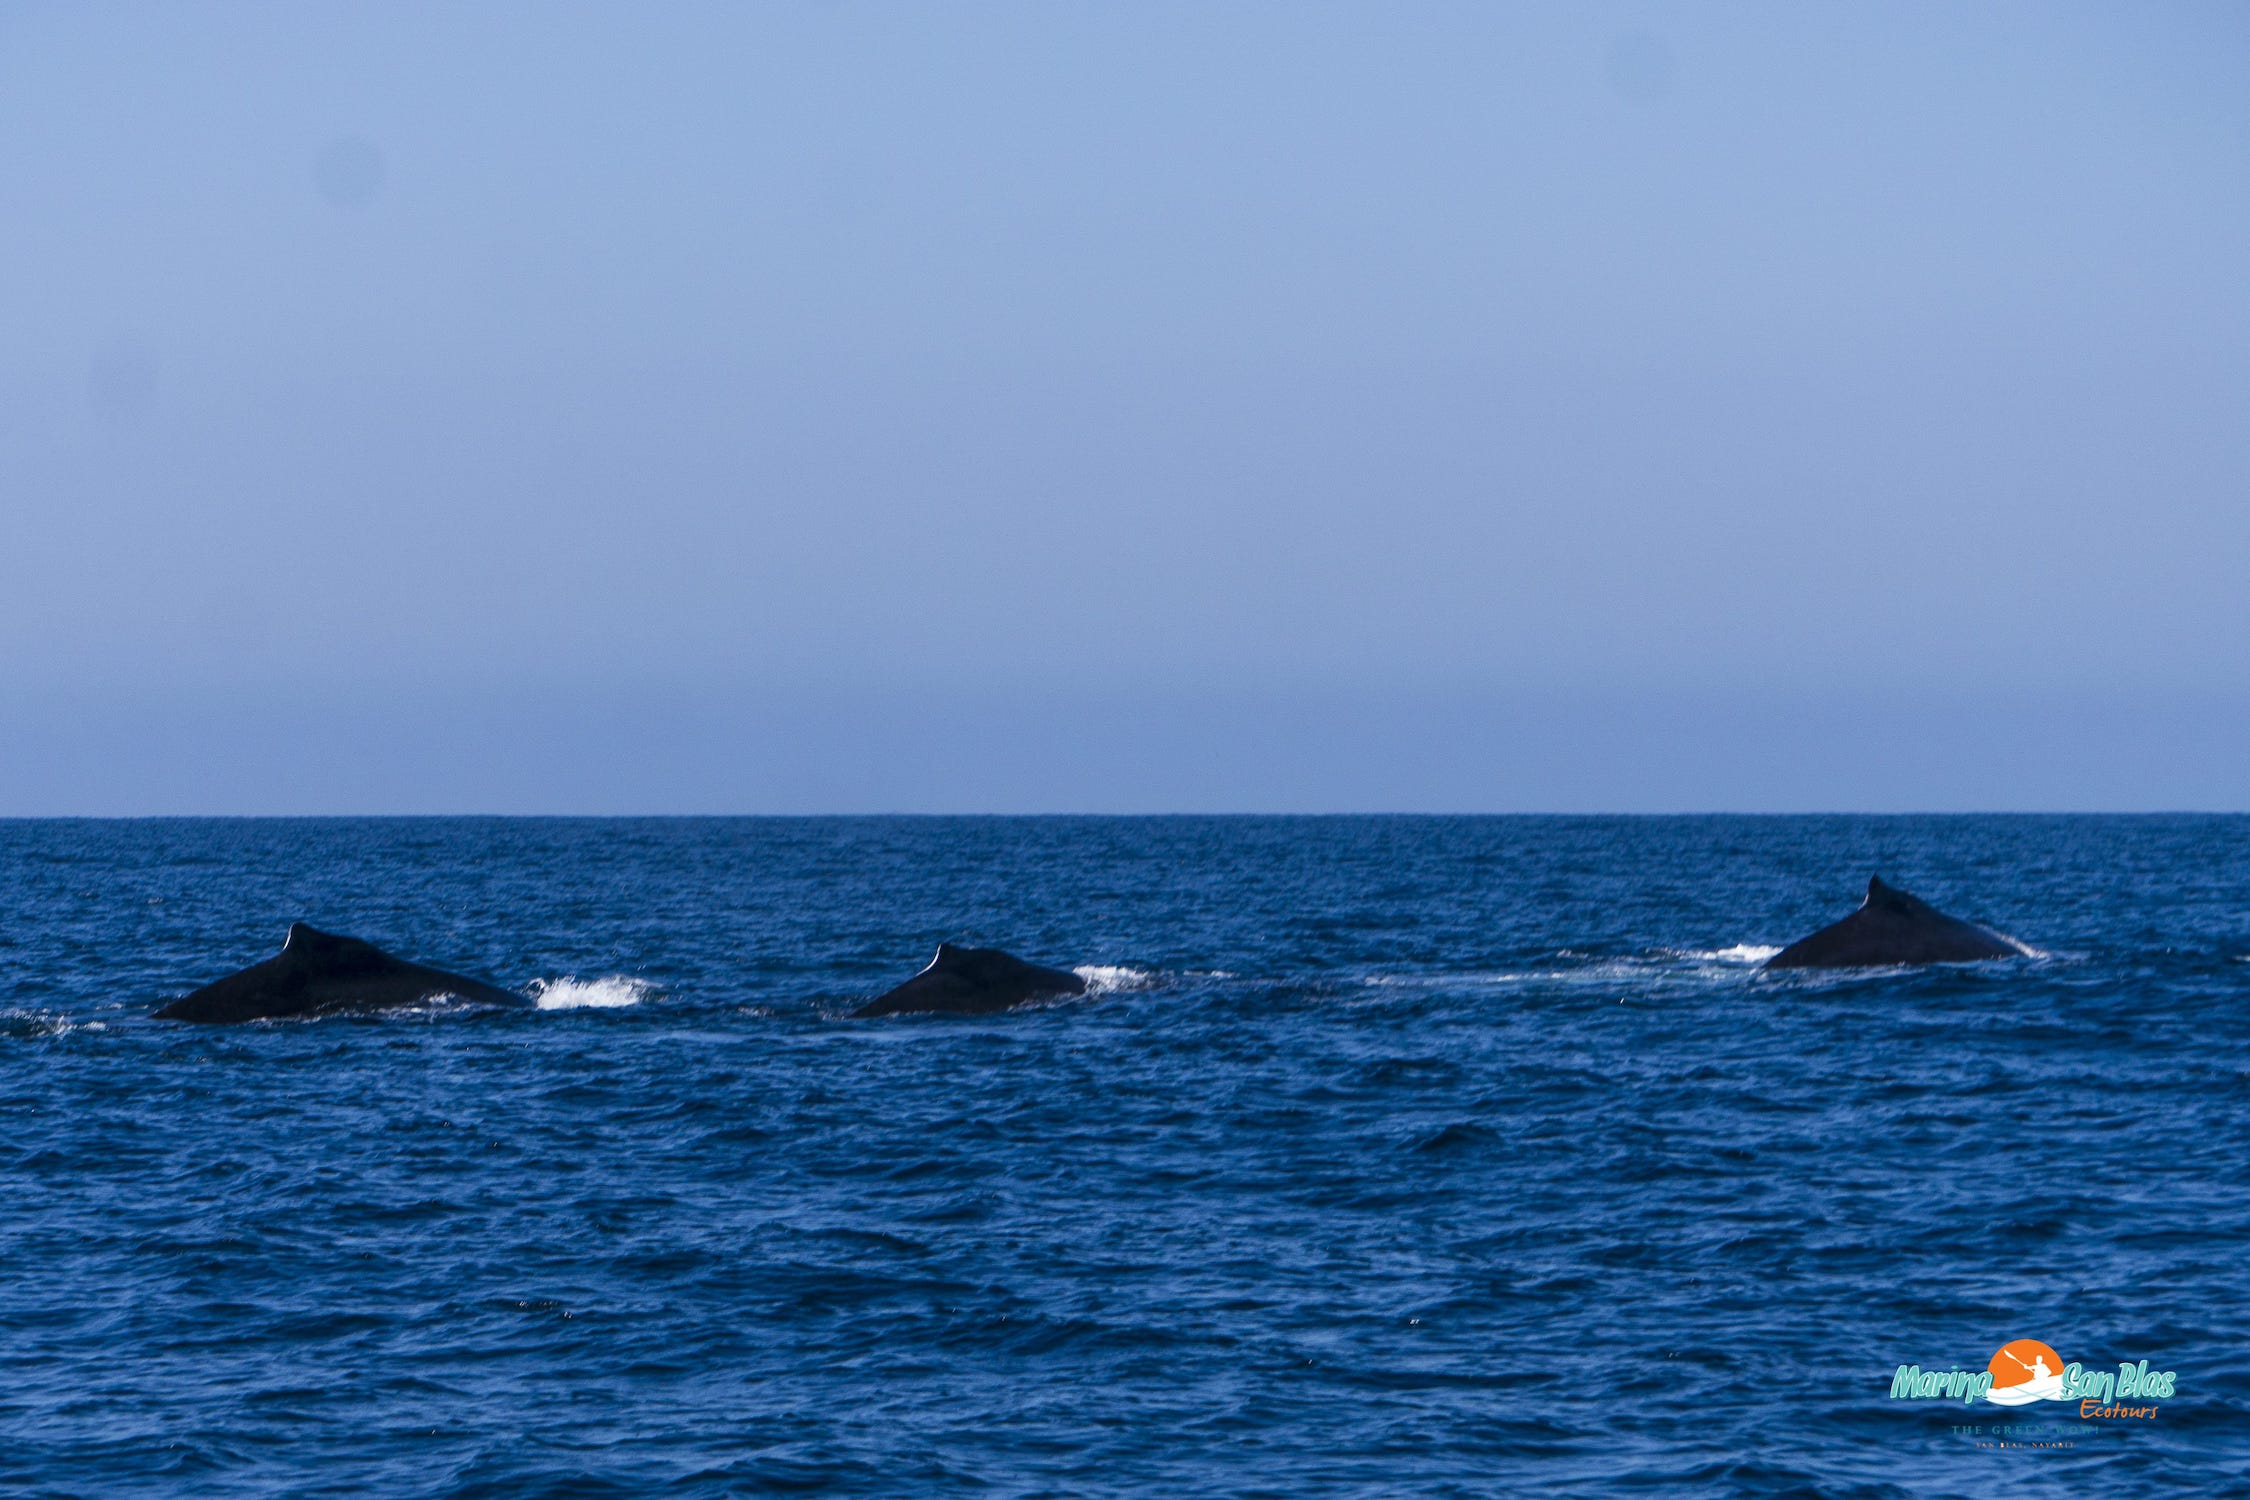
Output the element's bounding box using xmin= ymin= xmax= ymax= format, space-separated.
xmin=4 ymin=809 xmax=2245 ymax=822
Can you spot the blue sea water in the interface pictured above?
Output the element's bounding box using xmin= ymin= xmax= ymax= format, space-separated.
xmin=2 ymin=815 xmax=2246 ymax=1498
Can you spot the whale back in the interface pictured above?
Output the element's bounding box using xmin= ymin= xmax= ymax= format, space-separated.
xmin=155 ymin=923 xmax=526 ymax=1023
xmin=1763 ymin=877 xmax=2022 ymax=970
xmin=854 ymin=942 xmax=1088 ymax=1018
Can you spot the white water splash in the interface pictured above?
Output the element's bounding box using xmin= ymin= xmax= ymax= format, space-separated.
xmin=529 ymin=976 xmax=655 ymax=1010
xmin=1690 ymin=945 xmax=1783 ymax=965
xmin=1074 ymin=965 xmax=1159 ymax=995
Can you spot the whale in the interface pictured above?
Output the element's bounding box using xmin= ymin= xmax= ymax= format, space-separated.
xmin=154 ymin=923 xmax=529 ymax=1023
xmin=1763 ymin=877 xmax=2026 ymax=970
xmin=853 ymin=943 xmax=1088 ymax=1017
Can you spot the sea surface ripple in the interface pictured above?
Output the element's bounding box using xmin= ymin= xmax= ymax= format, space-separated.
xmin=2 ymin=816 xmax=2245 ymax=1497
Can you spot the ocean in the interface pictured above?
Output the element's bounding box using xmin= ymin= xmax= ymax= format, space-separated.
xmin=3 ymin=815 xmax=2244 ymax=1496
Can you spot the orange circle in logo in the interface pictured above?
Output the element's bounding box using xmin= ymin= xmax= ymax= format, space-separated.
xmin=1989 ymin=1339 xmax=2063 ymax=1389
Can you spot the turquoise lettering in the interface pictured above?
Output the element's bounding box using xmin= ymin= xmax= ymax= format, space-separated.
xmin=2064 ymin=1363 xmax=2113 ymax=1403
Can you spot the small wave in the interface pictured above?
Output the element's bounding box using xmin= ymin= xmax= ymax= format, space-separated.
xmin=1413 ymin=1122 xmax=1499 ymax=1154
xmin=1074 ymin=965 xmax=1160 ymax=995
xmin=528 ymin=976 xmax=655 ymax=1011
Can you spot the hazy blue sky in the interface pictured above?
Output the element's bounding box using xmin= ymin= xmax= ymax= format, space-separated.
xmin=3 ymin=2 xmax=2246 ymax=812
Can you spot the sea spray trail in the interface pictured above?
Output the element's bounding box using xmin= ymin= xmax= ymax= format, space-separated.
xmin=1 ymin=815 xmax=2246 ymax=1496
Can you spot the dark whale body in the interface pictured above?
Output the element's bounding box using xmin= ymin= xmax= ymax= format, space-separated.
xmin=1764 ymin=877 xmax=2024 ymax=971
xmin=853 ymin=943 xmax=1087 ymax=1018
xmin=155 ymin=923 xmax=527 ymax=1023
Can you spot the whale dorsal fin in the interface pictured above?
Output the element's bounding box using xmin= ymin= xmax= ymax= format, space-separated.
xmin=284 ymin=922 xmax=341 ymax=951
xmin=1863 ymin=877 xmax=1940 ymax=916
xmin=1766 ymin=876 xmax=2018 ymax=970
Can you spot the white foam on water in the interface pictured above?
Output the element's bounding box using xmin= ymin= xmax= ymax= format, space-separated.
xmin=529 ymin=976 xmax=655 ymax=1010
xmin=1687 ymin=945 xmax=1783 ymax=965
xmin=1074 ymin=965 xmax=1159 ymax=995
xmin=1 ymin=1009 xmax=107 ymax=1038
xmin=1364 ymin=971 xmax=1562 ymax=988
xmin=1361 ymin=947 xmax=1795 ymax=992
